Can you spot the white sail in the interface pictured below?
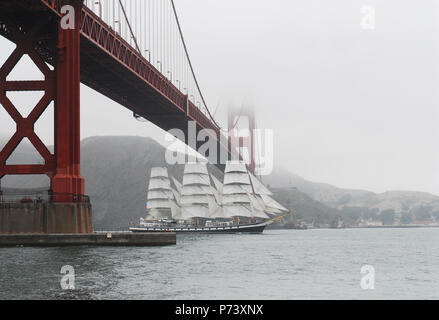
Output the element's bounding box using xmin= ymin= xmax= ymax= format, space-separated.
xmin=222 ymin=194 xmax=250 ymax=204
xmin=252 ymin=209 xmax=270 ymax=219
xmin=207 ymin=196 xmax=224 ymax=218
xmin=265 ymin=207 xmax=283 ymax=216
xmin=225 ymin=161 xmax=248 ymax=173
xmin=148 ymin=178 xmax=171 ymax=190
xmin=181 ymin=205 xmax=210 ymax=219
xmin=223 ymin=205 xmax=253 ymax=218
xmin=146 ymin=167 xmax=180 ymax=220
xmin=147 ymin=190 xmax=174 ymax=200
xmin=249 ymin=172 xmax=273 ymax=196
xmin=249 ymin=194 xmax=270 ymax=219
xmin=223 ymin=172 xmax=250 ymax=185
xmin=184 ymin=162 xmax=209 ymax=175
xmin=260 ymin=194 xmax=288 ymax=212
xmin=210 ymin=175 xmax=223 ymax=204
xmin=209 ymin=204 xmax=224 ymax=219
xmin=248 ymin=193 xmax=279 ymax=217
xmin=220 ymin=160 xmax=290 ymax=219
xmin=254 ymin=194 xmax=272 ymax=212
xmin=183 ymin=174 xmax=210 ymax=186
xmin=171 ymin=187 xmax=181 ymax=204
xmin=147 ymin=199 xmax=173 ymax=209
xmin=170 ymin=200 xmax=183 ymax=220
xmin=181 ymin=185 xmax=213 ymax=196
xmin=211 ymin=175 xmax=223 ymax=193
xmin=210 ymin=186 xmax=222 ymax=205
xmin=150 ymin=167 xmax=169 ymax=178
xmin=222 ymin=184 xmax=253 ymax=195
xmin=180 ymin=162 xmax=216 ymax=219
xmin=181 ymin=194 xmax=212 ymax=205
xmin=249 ymin=194 xmax=264 ymax=210
xmin=202 ymin=185 xmax=215 ymax=195
xmin=172 ymin=177 xmax=183 ymax=193
xmin=221 ymin=160 xmax=254 ymax=218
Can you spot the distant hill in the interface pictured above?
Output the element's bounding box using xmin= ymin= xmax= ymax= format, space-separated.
xmin=270 ymin=187 xmax=343 ymax=228
xmin=264 ymin=167 xmax=439 ymax=225
xmin=263 ymin=167 xmax=374 ymax=206
xmin=1 ymin=136 xmax=438 ymax=229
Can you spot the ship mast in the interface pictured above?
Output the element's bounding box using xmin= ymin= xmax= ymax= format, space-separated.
xmin=222 ymin=161 xmax=255 ymax=220
xmin=220 ymin=160 xmax=288 ymax=221
xmin=146 ymin=167 xmax=181 ymax=220
xmin=180 ymin=162 xmax=219 ymax=223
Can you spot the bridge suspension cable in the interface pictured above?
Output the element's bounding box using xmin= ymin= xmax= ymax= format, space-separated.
xmin=83 ymin=0 xmax=225 ymax=131
xmin=169 ymin=0 xmax=223 ymax=131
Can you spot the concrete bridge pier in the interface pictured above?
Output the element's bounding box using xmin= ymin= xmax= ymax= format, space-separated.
xmin=0 ymin=198 xmax=176 ymax=246
xmin=0 ymin=201 xmax=93 ymax=234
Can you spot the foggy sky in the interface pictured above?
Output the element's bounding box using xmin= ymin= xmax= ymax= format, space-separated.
xmin=0 ymin=0 xmax=438 ymax=195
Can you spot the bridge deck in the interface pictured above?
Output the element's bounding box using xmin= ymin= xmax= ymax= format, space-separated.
xmin=0 ymin=0 xmax=232 ymax=167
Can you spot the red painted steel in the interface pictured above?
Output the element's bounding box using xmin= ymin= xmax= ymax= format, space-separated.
xmin=40 ymin=0 xmax=62 ymax=15
xmin=78 ymin=5 xmax=220 ymax=135
xmin=0 ymin=0 xmax=245 ymax=200
xmin=38 ymin=1 xmax=220 ymax=137
xmin=24 ymin=1 xmax=224 ymax=140
xmin=0 ymin=19 xmax=56 ymax=180
xmin=0 ymin=0 xmax=84 ymax=198
xmin=52 ymin=0 xmax=84 ymax=196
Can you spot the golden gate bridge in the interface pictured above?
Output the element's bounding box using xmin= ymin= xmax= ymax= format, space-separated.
xmin=0 ymin=0 xmax=257 ymax=234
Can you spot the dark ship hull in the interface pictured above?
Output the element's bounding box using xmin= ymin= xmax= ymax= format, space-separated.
xmin=130 ymin=221 xmax=267 ymax=234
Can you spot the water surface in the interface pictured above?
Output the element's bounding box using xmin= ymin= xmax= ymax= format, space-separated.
xmin=0 ymin=228 xmax=438 ymax=299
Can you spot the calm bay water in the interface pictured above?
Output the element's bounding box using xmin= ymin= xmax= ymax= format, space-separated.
xmin=0 ymin=228 xmax=438 ymax=300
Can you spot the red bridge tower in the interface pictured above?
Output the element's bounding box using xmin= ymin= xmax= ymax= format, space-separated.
xmin=0 ymin=0 xmax=92 ymax=234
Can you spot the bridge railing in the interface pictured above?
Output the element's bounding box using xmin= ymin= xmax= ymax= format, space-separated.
xmin=39 ymin=0 xmax=222 ymax=132
xmin=0 ymin=192 xmax=90 ymax=204
xmin=38 ymin=0 xmax=227 ymax=146
xmin=188 ymin=100 xmax=220 ymax=135
xmin=80 ymin=5 xmax=222 ymax=135
xmin=80 ymin=0 xmax=216 ymax=121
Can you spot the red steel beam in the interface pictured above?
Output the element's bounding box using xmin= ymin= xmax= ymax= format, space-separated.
xmin=40 ymin=1 xmax=222 ymax=136
xmin=0 ymin=0 xmax=237 ymax=191
xmin=0 ymin=18 xmax=56 ymax=181
xmin=51 ymin=0 xmax=84 ymax=196
xmin=0 ymin=0 xmax=84 ymax=197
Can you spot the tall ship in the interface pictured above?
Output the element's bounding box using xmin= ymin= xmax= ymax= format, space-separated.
xmin=130 ymin=161 xmax=290 ymax=234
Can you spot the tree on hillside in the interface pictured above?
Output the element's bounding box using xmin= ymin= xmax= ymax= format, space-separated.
xmin=400 ymin=212 xmax=413 ymax=224
xmin=380 ymin=209 xmax=395 ymax=225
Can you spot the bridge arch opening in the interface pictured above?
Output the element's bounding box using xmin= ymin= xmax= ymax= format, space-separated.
xmin=6 ymin=54 xmax=45 ymax=81
xmin=0 ymin=106 xmax=16 ymax=151
xmin=5 ymin=137 xmax=46 ymax=166
xmin=6 ymin=91 xmax=46 ymax=118
xmin=34 ymin=101 xmax=54 ymax=148
xmin=0 ymin=174 xmax=50 ymax=191
xmin=0 ymin=37 xmax=15 ymax=68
